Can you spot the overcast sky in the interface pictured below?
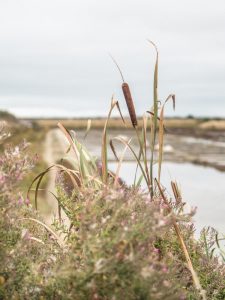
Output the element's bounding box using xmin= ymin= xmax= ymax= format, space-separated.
xmin=0 ymin=0 xmax=225 ymax=118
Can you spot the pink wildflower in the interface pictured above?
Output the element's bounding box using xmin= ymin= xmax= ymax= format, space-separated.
xmin=18 ymin=195 xmax=24 ymax=205
xmin=153 ymin=248 xmax=159 ymax=254
xmin=25 ymin=197 xmax=30 ymax=206
xmin=162 ymin=266 xmax=168 ymax=273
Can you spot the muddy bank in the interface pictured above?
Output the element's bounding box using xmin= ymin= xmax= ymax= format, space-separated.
xmin=72 ymin=129 xmax=225 ymax=172
xmin=167 ymin=127 xmax=225 ymax=142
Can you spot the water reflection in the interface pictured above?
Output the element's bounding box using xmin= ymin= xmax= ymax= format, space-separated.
xmin=109 ymin=162 xmax=225 ymax=234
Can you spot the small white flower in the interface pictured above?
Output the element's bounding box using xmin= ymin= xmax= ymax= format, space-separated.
xmin=90 ymin=223 xmax=97 ymax=229
xmin=94 ymin=258 xmax=106 ymax=273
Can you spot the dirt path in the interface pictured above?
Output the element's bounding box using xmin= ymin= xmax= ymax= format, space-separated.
xmin=43 ymin=128 xmax=70 ymax=225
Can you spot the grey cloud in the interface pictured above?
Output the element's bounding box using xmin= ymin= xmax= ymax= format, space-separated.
xmin=0 ymin=0 xmax=224 ymax=117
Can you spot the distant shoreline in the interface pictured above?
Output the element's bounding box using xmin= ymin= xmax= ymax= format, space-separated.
xmin=25 ymin=117 xmax=225 ymax=132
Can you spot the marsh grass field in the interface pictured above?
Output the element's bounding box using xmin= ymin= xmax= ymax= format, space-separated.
xmin=33 ymin=116 xmax=225 ymax=131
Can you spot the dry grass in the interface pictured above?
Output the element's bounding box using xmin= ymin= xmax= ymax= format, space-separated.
xmin=30 ymin=117 xmax=225 ymax=131
xmin=199 ymin=120 xmax=225 ymax=130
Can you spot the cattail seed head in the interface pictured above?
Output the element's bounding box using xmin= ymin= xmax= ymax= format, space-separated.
xmin=122 ymin=83 xmax=138 ymax=127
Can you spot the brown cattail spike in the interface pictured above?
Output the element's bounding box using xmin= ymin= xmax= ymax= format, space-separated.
xmin=122 ymin=82 xmax=138 ymax=127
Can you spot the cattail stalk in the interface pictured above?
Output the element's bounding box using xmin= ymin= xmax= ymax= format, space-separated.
xmin=122 ymin=82 xmax=138 ymax=127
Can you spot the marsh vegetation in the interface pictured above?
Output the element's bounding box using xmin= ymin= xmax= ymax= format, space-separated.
xmin=0 ymin=44 xmax=225 ymax=299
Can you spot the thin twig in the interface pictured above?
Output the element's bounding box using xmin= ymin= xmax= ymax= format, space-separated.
xmin=155 ymin=179 xmax=207 ymax=300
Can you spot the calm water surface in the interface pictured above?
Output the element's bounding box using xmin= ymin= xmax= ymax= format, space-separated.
xmin=109 ymin=162 xmax=225 ymax=235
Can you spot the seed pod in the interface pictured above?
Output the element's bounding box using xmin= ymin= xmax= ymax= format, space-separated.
xmin=122 ymin=82 xmax=138 ymax=127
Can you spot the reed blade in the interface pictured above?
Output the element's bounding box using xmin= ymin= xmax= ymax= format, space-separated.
xmin=158 ymin=94 xmax=175 ymax=182
xmin=148 ymin=40 xmax=159 ymax=196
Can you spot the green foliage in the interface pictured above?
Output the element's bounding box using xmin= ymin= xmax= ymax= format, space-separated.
xmin=0 ymin=110 xmax=18 ymax=123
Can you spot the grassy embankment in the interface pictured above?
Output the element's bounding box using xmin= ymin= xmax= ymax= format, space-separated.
xmin=30 ymin=116 xmax=225 ymax=132
xmin=0 ymin=112 xmax=48 ymax=203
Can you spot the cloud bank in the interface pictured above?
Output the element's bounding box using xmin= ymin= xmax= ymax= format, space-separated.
xmin=0 ymin=0 xmax=225 ymax=117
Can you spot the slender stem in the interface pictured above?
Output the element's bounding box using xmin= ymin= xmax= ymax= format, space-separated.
xmin=134 ymin=126 xmax=152 ymax=196
xmin=155 ymin=179 xmax=207 ymax=300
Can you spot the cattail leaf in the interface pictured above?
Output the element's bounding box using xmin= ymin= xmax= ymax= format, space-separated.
xmin=155 ymin=179 xmax=206 ymax=299
xmin=28 ymin=164 xmax=82 ymax=210
xmin=58 ymin=122 xmax=83 ymax=182
xmin=112 ymin=136 xmax=150 ymax=193
xmin=101 ymin=97 xmax=127 ymax=183
xmin=109 ymin=139 xmax=119 ymax=161
xmin=215 ymin=232 xmax=221 ymax=249
xmin=115 ymin=101 xmax=126 ymax=125
xmin=148 ymin=40 xmax=159 ymax=196
xmin=140 ymin=114 xmax=152 ymax=187
xmin=101 ymin=97 xmax=115 ymax=183
xmin=27 ymin=165 xmax=54 ymax=210
xmin=113 ymin=138 xmax=132 ymax=187
xmin=84 ymin=119 xmax=92 ymax=140
xmin=172 ymin=94 xmax=176 ymax=110
xmin=66 ymin=145 xmax=72 ymax=154
xmin=135 ymin=174 xmax=144 ymax=188
xmin=158 ymin=93 xmax=176 ymax=182
xmin=158 ymin=106 xmax=164 ymax=182
xmin=79 ymin=146 xmax=86 ymax=179
xmin=171 ymin=181 xmax=182 ymax=205
xmin=146 ymin=111 xmax=160 ymax=121
xmin=21 ymin=217 xmax=64 ymax=248
xmin=109 ymin=54 xmax=125 ymax=82
xmin=35 ymin=172 xmax=46 ymax=210
xmin=49 ymin=191 xmax=63 ymax=224
xmin=142 ymin=114 xmax=148 ymax=158
xmin=165 ymin=93 xmax=176 ymax=108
